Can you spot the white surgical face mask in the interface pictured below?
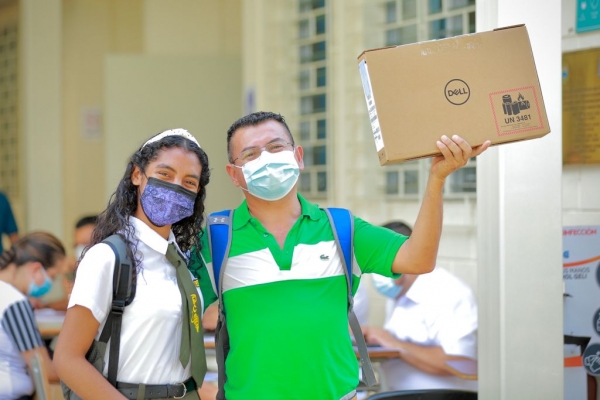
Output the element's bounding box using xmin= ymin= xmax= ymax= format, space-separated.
xmin=372 ymin=274 xmax=403 ymax=299
xmin=238 ymin=150 xmax=300 ymax=201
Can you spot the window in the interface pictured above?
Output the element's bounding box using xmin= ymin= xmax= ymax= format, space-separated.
xmin=297 ymin=0 xmax=328 ymax=198
xmin=299 ymin=19 xmax=310 ymax=39
xmin=300 ymin=121 xmax=311 ymax=140
xmin=300 ymin=94 xmax=326 ymax=114
xmin=299 ymin=69 xmax=310 ymax=90
xmin=299 ymin=41 xmax=326 ymax=63
xmin=385 ymin=1 xmax=397 ymax=23
xmin=316 ymin=66 xmax=326 ymax=87
xmin=315 ymin=15 xmax=326 ymax=35
xmin=316 ymin=119 xmax=326 ymax=138
xmin=429 ymin=0 xmax=442 ymax=14
xmin=382 ymin=0 xmax=477 ymax=198
xmin=384 ymin=161 xmax=423 ymax=197
xmin=447 ymin=160 xmax=476 ymax=193
xmin=429 ymin=15 xmax=463 ymax=39
xmin=385 ymin=25 xmax=417 ymax=46
xmin=402 ymin=0 xmax=417 ymax=20
xmin=448 ymin=0 xmax=475 ymax=10
xmin=299 ymin=0 xmax=325 ymax=12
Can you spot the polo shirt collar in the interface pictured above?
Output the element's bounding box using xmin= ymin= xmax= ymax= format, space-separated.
xmin=129 ymin=216 xmax=177 ymax=255
xmin=298 ymin=194 xmax=322 ymax=221
xmin=232 ymin=193 xmax=322 ymax=230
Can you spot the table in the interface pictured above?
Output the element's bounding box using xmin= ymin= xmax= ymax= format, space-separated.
xmin=444 ymin=359 xmax=478 ymax=380
xmin=34 ymin=309 xmax=65 ymax=338
xmin=39 ymin=320 xmax=477 ymax=381
xmin=357 ymin=345 xmax=401 ymax=360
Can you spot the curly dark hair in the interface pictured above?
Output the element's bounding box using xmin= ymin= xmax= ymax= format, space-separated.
xmin=226 ymin=111 xmax=294 ymax=163
xmin=89 ymin=133 xmax=210 ymax=271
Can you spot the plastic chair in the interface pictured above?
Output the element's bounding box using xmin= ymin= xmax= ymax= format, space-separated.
xmin=29 ymin=349 xmax=52 ymax=400
xmin=367 ymin=389 xmax=477 ymax=400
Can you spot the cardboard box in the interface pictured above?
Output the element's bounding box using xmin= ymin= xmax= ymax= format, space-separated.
xmin=357 ymin=24 xmax=550 ymax=165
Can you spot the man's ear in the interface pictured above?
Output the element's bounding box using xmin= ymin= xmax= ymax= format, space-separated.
xmin=131 ymin=165 xmax=143 ymax=186
xmin=295 ymin=145 xmax=305 ymax=171
xmin=226 ymin=164 xmax=242 ymax=187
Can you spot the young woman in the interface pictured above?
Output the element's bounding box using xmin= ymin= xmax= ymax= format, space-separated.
xmin=0 ymin=231 xmax=66 ymax=400
xmin=54 ymin=129 xmax=211 ymax=400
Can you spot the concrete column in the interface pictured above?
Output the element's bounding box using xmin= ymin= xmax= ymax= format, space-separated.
xmin=20 ymin=0 xmax=63 ymax=235
xmin=476 ymin=1 xmax=563 ymax=399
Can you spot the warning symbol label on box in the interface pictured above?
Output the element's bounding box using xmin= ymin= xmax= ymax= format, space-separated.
xmin=489 ymin=86 xmax=545 ymax=136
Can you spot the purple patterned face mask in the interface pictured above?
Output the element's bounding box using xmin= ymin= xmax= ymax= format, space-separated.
xmin=140 ymin=177 xmax=197 ymax=227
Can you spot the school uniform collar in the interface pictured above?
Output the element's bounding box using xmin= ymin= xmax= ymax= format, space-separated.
xmin=129 ymin=216 xmax=177 ymax=255
xmin=232 ymin=194 xmax=320 ymax=230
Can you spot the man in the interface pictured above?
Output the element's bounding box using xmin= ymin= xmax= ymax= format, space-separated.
xmin=190 ymin=111 xmax=489 ymax=399
xmin=0 ymin=191 xmax=19 ymax=255
xmin=364 ymin=221 xmax=478 ymax=391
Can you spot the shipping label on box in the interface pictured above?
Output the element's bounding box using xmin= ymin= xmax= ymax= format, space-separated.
xmin=489 ymin=86 xmax=546 ymax=136
xmin=357 ymin=24 xmax=550 ymax=165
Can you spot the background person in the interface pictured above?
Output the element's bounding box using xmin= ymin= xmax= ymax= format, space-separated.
xmin=190 ymin=111 xmax=489 ymax=399
xmin=35 ymin=215 xmax=98 ymax=312
xmin=0 ymin=231 xmax=67 ymax=399
xmin=54 ymin=129 xmax=211 ymax=400
xmin=363 ymin=221 xmax=478 ymax=391
xmin=0 ymin=191 xmax=19 ymax=255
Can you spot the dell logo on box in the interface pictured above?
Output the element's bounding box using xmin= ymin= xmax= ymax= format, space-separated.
xmin=444 ymin=79 xmax=470 ymax=105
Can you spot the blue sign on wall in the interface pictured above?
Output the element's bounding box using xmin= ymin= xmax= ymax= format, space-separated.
xmin=577 ymin=0 xmax=600 ymax=33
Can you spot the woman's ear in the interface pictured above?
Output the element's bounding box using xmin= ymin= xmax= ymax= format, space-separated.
xmin=27 ymin=261 xmax=45 ymax=284
xmin=131 ymin=165 xmax=143 ymax=186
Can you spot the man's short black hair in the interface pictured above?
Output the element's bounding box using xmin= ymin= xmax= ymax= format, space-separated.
xmin=226 ymin=111 xmax=294 ymax=162
xmin=382 ymin=221 xmax=413 ymax=237
xmin=75 ymin=215 xmax=98 ymax=229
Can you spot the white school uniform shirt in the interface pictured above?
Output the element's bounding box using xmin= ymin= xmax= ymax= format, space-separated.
xmin=68 ymin=216 xmax=203 ymax=385
xmin=353 ymin=279 xmax=370 ymax=326
xmin=381 ymin=267 xmax=478 ymax=391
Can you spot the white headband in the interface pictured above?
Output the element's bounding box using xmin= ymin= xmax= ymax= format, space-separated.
xmin=142 ymin=128 xmax=201 ymax=149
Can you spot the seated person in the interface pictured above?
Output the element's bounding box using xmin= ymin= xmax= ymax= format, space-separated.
xmin=0 ymin=232 xmax=67 ymax=399
xmin=362 ymin=221 xmax=478 ymax=391
xmin=34 ymin=215 xmax=97 ymax=311
xmin=353 ymin=279 xmax=370 ymax=326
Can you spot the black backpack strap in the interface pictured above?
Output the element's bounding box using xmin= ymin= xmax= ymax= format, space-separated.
xmin=99 ymin=234 xmax=134 ymax=387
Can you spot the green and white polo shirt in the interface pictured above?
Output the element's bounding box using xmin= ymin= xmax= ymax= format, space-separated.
xmin=190 ymin=195 xmax=406 ymax=400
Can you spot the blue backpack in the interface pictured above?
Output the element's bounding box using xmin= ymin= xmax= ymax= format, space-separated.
xmin=207 ymin=207 xmax=377 ymax=399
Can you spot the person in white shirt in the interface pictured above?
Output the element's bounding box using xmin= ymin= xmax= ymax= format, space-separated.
xmin=54 ymin=129 xmax=213 ymax=400
xmin=0 ymin=231 xmax=66 ymax=400
xmin=362 ymin=221 xmax=478 ymax=392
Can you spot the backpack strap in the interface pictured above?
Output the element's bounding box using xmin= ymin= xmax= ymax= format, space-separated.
xmin=207 ymin=210 xmax=233 ymax=298
xmin=98 ymin=234 xmax=135 ymax=387
xmin=207 ymin=210 xmax=233 ymax=400
xmin=324 ymin=207 xmax=378 ymax=388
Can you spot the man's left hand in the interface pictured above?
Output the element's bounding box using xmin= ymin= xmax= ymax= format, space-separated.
xmin=431 ymin=135 xmax=490 ymax=181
